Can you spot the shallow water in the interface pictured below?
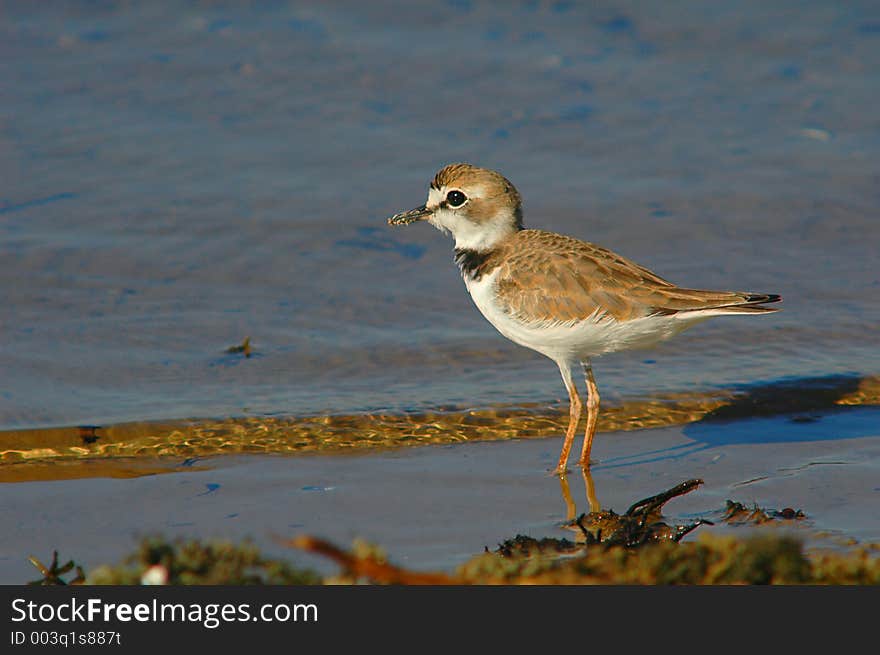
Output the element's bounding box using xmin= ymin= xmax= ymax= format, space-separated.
xmin=2 ymin=409 xmax=878 ymax=583
xmin=2 ymin=1 xmax=879 ymax=434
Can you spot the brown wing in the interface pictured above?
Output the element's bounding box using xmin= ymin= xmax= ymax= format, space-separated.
xmin=493 ymin=230 xmax=779 ymax=323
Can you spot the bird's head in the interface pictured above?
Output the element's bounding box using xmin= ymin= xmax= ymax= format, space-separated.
xmin=387 ymin=163 xmax=523 ymax=251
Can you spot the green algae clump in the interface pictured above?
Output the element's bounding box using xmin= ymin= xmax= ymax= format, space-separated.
xmin=86 ymin=536 xmax=320 ymax=585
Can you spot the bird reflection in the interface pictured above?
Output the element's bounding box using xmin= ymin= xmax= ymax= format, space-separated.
xmin=559 ymin=468 xmax=600 ymax=522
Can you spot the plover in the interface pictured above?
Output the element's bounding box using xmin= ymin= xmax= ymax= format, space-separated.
xmin=387 ymin=163 xmax=781 ymax=474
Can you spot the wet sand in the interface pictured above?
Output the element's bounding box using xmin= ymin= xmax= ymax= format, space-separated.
xmin=2 ymin=407 xmax=877 ymax=583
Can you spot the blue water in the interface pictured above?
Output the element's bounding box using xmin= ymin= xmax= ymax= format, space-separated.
xmin=1 ymin=1 xmax=878 ymax=429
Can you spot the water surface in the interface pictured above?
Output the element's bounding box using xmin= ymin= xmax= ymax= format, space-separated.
xmin=1 ymin=1 xmax=878 ymax=433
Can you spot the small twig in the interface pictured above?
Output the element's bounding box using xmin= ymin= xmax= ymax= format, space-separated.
xmin=283 ymin=536 xmax=461 ymax=585
xmin=625 ymin=478 xmax=703 ymax=517
xmin=672 ymin=519 xmax=714 ymax=543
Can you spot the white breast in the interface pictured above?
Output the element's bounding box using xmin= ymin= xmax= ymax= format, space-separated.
xmin=464 ymin=269 xmax=704 ymax=365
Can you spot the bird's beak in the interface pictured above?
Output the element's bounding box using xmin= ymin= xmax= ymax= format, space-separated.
xmin=387 ymin=204 xmax=432 ymax=226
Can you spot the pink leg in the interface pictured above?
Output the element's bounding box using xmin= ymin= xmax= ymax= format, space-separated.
xmin=578 ymin=361 xmax=600 ymax=467
xmin=555 ymin=362 xmax=582 ymax=475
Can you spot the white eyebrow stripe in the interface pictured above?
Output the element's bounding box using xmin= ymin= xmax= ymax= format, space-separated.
xmin=427 ymin=186 xmax=445 ymax=208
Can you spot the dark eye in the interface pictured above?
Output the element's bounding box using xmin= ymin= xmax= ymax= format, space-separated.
xmin=446 ymin=190 xmax=467 ymax=207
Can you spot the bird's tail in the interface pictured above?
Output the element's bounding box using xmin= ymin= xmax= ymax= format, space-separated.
xmin=649 ymin=292 xmax=782 ymax=318
xmin=671 ymin=292 xmax=782 ymax=317
xmin=716 ymin=293 xmax=781 ymax=312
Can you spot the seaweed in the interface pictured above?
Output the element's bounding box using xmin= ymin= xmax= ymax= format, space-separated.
xmin=574 ymin=478 xmax=710 ymax=547
xmin=722 ymin=500 xmax=806 ymax=524
xmin=87 ymin=536 xmax=320 ymax=585
xmin=28 ymin=551 xmax=85 ymax=586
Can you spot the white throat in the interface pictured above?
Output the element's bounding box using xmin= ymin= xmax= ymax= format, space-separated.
xmin=442 ymin=214 xmax=513 ymax=251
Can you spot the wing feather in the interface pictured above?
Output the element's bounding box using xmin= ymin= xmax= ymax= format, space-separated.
xmin=492 ymin=230 xmax=780 ymax=323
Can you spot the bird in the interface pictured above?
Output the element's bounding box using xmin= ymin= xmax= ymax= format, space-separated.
xmin=386 ymin=163 xmax=781 ymax=474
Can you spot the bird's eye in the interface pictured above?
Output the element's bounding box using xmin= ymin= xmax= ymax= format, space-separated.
xmin=446 ymin=190 xmax=467 ymax=207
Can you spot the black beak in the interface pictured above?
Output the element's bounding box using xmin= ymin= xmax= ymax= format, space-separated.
xmin=387 ymin=204 xmax=432 ymax=226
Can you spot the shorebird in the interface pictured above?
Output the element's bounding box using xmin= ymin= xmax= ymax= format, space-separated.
xmin=387 ymin=163 xmax=781 ymax=474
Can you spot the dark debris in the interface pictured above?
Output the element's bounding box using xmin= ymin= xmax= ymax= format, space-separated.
xmin=28 ymin=551 xmax=85 ymax=586
xmin=722 ymin=500 xmax=806 ymax=524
